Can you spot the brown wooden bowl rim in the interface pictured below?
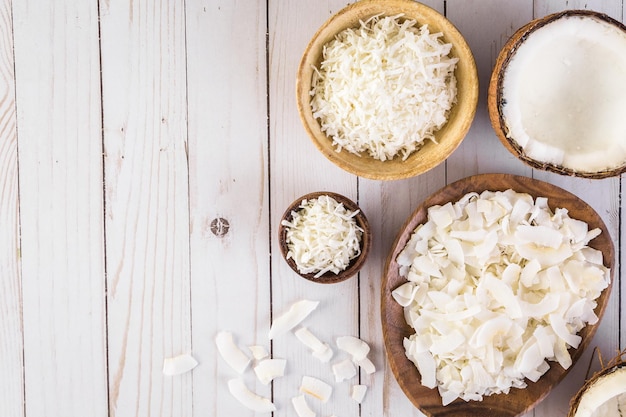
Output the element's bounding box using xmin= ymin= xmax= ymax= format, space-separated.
xmin=381 ymin=173 xmax=615 ymax=417
xmin=296 ymin=0 xmax=479 ymax=181
xmin=487 ymin=10 xmax=626 ymax=179
xmin=278 ymin=191 xmax=371 ymax=284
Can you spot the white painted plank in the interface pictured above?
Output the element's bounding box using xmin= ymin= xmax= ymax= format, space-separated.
xmin=623 ymin=0 xmax=626 ymax=362
xmin=184 ymin=1 xmax=271 ymax=416
xmin=99 ymin=0 xmax=192 ymax=416
xmin=12 ymin=1 xmax=108 ymax=416
xmin=0 ymin=1 xmax=23 ymax=416
xmin=269 ymin=1 xmax=360 ymax=416
xmin=445 ymin=0 xmax=534 ymax=182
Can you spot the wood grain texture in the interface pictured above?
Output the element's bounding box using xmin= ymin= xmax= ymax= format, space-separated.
xmin=382 ymin=174 xmax=615 ymax=417
xmin=12 ymin=1 xmax=108 ymax=416
xmin=184 ymin=1 xmax=271 ymax=416
xmin=445 ymin=0 xmax=534 ymax=182
xmin=99 ymin=0 xmax=191 ymax=416
xmin=269 ymin=1 xmax=361 ymax=416
xmin=0 ymin=1 xmax=23 ymax=416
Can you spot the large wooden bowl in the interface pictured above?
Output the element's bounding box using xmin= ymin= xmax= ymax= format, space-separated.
xmin=488 ymin=10 xmax=626 ymax=179
xmin=381 ymin=173 xmax=615 ymax=416
xmin=296 ymin=0 xmax=478 ymax=181
xmin=278 ymin=191 xmax=371 ymax=284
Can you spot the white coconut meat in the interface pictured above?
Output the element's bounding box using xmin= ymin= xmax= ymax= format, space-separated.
xmin=351 ymin=384 xmax=368 ymax=404
xmin=254 ymin=358 xmax=287 ymax=385
xmin=227 ymin=378 xmax=276 ymax=413
xmin=573 ymin=366 xmax=626 ymax=417
xmin=501 ymin=14 xmax=626 ymax=173
xmin=162 ymin=354 xmax=198 ymax=376
xmin=299 ymin=375 xmax=333 ymax=403
xmin=395 ymin=189 xmax=611 ymax=405
xmin=215 ymin=331 xmax=251 ymax=374
xmin=268 ymin=299 xmax=320 ymax=340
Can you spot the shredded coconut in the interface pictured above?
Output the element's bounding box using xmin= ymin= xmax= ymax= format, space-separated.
xmin=282 ymin=195 xmax=363 ymax=277
xmin=311 ymin=14 xmax=458 ymax=161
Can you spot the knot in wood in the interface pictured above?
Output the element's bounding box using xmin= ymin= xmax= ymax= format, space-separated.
xmin=210 ymin=217 xmax=230 ymax=237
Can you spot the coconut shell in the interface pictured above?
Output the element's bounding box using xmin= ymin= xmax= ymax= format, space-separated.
xmin=567 ymin=350 xmax=626 ymax=416
xmin=488 ymin=10 xmax=626 ymax=179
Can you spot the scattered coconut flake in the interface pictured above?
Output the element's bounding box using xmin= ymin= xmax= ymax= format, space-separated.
xmin=294 ymin=327 xmax=335 ymax=363
xmin=282 ymin=195 xmax=363 ymax=278
xmin=336 ymin=336 xmax=370 ymax=361
xmin=332 ymin=358 xmax=357 ymax=382
xmin=248 ymin=345 xmax=269 ymax=361
xmin=254 ymin=358 xmax=287 ymax=385
xmin=215 ymin=331 xmax=251 ymax=374
xmin=269 ymin=299 xmax=320 ymax=340
xmin=292 ymin=394 xmax=316 ymax=417
xmin=162 ymin=353 xmax=198 ymax=376
xmin=311 ymin=14 xmax=458 ymax=161
xmin=227 ymin=378 xmax=276 ymax=413
xmin=300 ymin=375 xmax=333 ymax=403
xmin=356 ymin=357 xmax=376 ymax=374
xmin=351 ymin=384 xmax=368 ymax=403
xmin=395 ymin=189 xmax=611 ymax=405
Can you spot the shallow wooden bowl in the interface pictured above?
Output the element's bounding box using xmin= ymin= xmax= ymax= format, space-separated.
xmin=381 ymin=173 xmax=615 ymax=416
xmin=488 ymin=10 xmax=626 ymax=179
xmin=278 ymin=191 xmax=371 ymax=284
xmin=296 ymin=0 xmax=479 ymax=181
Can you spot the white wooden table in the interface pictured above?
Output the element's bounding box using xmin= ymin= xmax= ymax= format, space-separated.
xmin=0 ymin=1 xmax=623 ymax=416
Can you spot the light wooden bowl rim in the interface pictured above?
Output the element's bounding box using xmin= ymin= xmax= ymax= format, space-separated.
xmin=381 ymin=173 xmax=615 ymax=417
xmin=296 ymin=0 xmax=479 ymax=181
xmin=487 ymin=10 xmax=626 ymax=179
xmin=278 ymin=191 xmax=372 ymax=284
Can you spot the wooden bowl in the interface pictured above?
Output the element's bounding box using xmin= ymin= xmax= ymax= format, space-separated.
xmin=381 ymin=173 xmax=615 ymax=417
xmin=488 ymin=10 xmax=626 ymax=179
xmin=296 ymin=0 xmax=479 ymax=181
xmin=278 ymin=191 xmax=371 ymax=284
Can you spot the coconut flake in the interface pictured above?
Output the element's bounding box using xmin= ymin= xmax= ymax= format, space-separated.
xmin=332 ymin=358 xmax=357 ymax=382
xmin=248 ymin=345 xmax=269 ymax=361
xmin=336 ymin=336 xmax=370 ymax=361
xmin=292 ymin=394 xmax=316 ymax=417
xmin=254 ymin=358 xmax=287 ymax=385
xmin=215 ymin=331 xmax=251 ymax=374
xmin=395 ymin=189 xmax=610 ymax=404
xmin=162 ymin=354 xmax=198 ymax=376
xmin=299 ymin=375 xmax=333 ymax=403
xmin=269 ymin=299 xmax=319 ymax=340
xmin=227 ymin=378 xmax=276 ymax=413
xmin=351 ymin=384 xmax=368 ymax=403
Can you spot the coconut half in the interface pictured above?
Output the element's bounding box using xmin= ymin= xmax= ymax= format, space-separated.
xmin=569 ymin=357 xmax=626 ymax=417
xmin=489 ymin=10 xmax=626 ymax=178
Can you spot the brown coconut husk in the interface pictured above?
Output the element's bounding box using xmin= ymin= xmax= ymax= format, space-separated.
xmin=568 ymin=348 xmax=626 ymax=417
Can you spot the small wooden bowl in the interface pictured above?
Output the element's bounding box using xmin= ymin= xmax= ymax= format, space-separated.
xmin=278 ymin=191 xmax=371 ymax=284
xmin=296 ymin=0 xmax=479 ymax=181
xmin=488 ymin=10 xmax=626 ymax=179
xmin=381 ymin=173 xmax=615 ymax=416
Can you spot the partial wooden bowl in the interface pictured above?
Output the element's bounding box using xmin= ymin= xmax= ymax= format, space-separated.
xmin=296 ymin=0 xmax=479 ymax=181
xmin=381 ymin=173 xmax=615 ymax=417
xmin=488 ymin=10 xmax=626 ymax=179
xmin=278 ymin=191 xmax=371 ymax=284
